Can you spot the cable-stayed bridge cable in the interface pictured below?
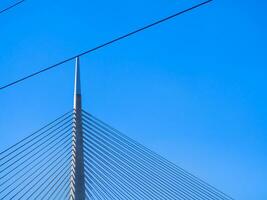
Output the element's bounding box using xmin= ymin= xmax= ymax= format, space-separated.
xmin=0 ymin=125 xmax=72 ymax=179
xmin=0 ymin=136 xmax=71 ymax=194
xmin=82 ymin=110 xmax=234 ymax=200
xmin=0 ymin=110 xmax=72 ymax=157
xmin=0 ymin=109 xmax=234 ymax=199
xmin=83 ymin=125 xmax=203 ymax=200
xmin=0 ymin=111 xmax=73 ymax=199
xmin=1 ymin=142 xmax=71 ymax=199
xmin=82 ymin=117 xmax=219 ymax=200
xmin=84 ymin=147 xmax=140 ymax=199
xmin=0 ymin=119 xmax=72 ymax=167
xmin=84 ymin=138 xmax=166 ymax=200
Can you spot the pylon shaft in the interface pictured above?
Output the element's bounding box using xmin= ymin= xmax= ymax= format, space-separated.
xmin=70 ymin=57 xmax=85 ymax=200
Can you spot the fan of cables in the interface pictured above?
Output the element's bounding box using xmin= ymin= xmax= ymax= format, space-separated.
xmin=0 ymin=109 xmax=234 ymax=200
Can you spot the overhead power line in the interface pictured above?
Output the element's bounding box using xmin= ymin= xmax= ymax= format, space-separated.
xmin=0 ymin=0 xmax=212 ymax=91
xmin=0 ymin=0 xmax=25 ymax=15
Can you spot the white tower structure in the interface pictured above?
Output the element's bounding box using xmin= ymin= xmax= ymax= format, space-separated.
xmin=70 ymin=57 xmax=85 ymax=200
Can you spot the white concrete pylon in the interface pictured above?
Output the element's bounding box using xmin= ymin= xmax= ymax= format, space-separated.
xmin=70 ymin=57 xmax=85 ymax=200
xmin=74 ymin=57 xmax=81 ymax=105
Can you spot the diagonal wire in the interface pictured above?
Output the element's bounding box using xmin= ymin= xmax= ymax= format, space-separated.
xmin=84 ymin=113 xmax=229 ymax=200
xmin=84 ymin=127 xmax=180 ymax=199
xmin=0 ymin=110 xmax=72 ymax=157
xmin=85 ymin=148 xmax=138 ymax=200
xmin=85 ymin=147 xmax=140 ymax=199
xmin=83 ymin=126 xmax=202 ymax=200
xmin=84 ymin=158 xmax=126 ymax=200
xmin=0 ymin=0 xmax=25 ymax=15
xmin=71 ymin=141 xmax=109 ymax=200
xmin=0 ymin=124 xmax=72 ymax=180
xmin=0 ymin=128 xmax=71 ymax=185
xmin=84 ymin=148 xmax=142 ymax=200
xmin=37 ymin=161 xmax=71 ymax=200
xmin=0 ymin=141 xmax=71 ymax=199
xmin=83 ymin=119 xmax=217 ymax=200
xmin=0 ymin=118 xmax=72 ymax=167
xmin=83 ymin=151 xmax=106 ymax=200
xmin=14 ymin=154 xmax=72 ymax=199
xmin=83 ymin=122 xmax=197 ymax=199
xmin=0 ymin=0 xmax=212 ymax=90
xmin=84 ymin=165 xmax=112 ymax=200
xmin=51 ymin=173 xmax=71 ymax=200
xmin=0 ymin=134 xmax=71 ymax=194
xmin=83 ymin=138 xmax=157 ymax=200
xmin=51 ymin=170 xmax=71 ymax=200
xmin=84 ymin=171 xmax=105 ymax=200
xmin=84 ymin=130 xmax=185 ymax=200
xmin=83 ymin=111 xmax=234 ymax=200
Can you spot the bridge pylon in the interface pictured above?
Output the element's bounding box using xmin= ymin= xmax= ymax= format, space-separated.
xmin=70 ymin=57 xmax=86 ymax=200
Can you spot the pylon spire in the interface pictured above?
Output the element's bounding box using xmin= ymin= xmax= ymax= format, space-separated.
xmin=70 ymin=57 xmax=85 ymax=200
xmin=74 ymin=57 xmax=81 ymax=107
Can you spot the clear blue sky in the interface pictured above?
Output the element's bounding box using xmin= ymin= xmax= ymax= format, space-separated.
xmin=0 ymin=0 xmax=266 ymax=199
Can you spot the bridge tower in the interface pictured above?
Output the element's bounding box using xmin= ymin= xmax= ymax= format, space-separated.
xmin=70 ymin=57 xmax=86 ymax=200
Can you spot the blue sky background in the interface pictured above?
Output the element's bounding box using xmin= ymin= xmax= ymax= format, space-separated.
xmin=0 ymin=0 xmax=267 ymax=199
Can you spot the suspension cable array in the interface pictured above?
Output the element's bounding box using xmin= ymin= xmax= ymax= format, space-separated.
xmin=0 ymin=109 xmax=234 ymax=199
xmin=82 ymin=110 xmax=234 ymax=200
xmin=0 ymin=110 xmax=73 ymax=200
